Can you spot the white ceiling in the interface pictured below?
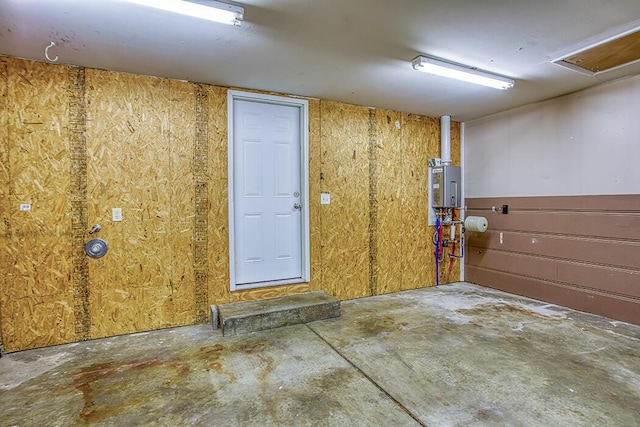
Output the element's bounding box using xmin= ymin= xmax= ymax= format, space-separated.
xmin=1 ymin=0 xmax=640 ymax=121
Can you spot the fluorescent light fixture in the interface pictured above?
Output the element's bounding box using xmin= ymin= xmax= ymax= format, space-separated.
xmin=127 ymin=0 xmax=244 ymax=26
xmin=412 ymin=55 xmax=515 ymax=90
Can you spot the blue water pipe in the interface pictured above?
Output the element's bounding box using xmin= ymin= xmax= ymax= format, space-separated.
xmin=435 ymin=217 xmax=440 ymax=287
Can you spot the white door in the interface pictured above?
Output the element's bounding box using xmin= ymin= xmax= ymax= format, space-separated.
xmin=228 ymin=92 xmax=309 ymax=290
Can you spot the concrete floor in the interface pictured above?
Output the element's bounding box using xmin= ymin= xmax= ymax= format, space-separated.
xmin=1 ymin=282 xmax=639 ymax=426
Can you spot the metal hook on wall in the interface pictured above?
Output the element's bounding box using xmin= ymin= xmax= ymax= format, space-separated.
xmin=45 ymin=41 xmax=58 ymax=62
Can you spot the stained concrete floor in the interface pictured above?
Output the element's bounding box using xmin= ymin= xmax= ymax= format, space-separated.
xmin=1 ymin=282 xmax=639 ymax=427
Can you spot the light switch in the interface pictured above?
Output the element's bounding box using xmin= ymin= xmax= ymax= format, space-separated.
xmin=112 ymin=207 xmax=123 ymax=222
xmin=320 ymin=193 xmax=330 ymax=205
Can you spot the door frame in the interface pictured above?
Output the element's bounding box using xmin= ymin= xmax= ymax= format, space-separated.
xmin=227 ymin=90 xmax=310 ymax=291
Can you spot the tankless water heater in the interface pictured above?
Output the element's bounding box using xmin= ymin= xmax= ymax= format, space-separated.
xmin=431 ymin=165 xmax=461 ymax=208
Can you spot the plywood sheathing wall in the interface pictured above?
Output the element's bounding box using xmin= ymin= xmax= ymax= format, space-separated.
xmin=0 ymin=58 xmax=8 ymax=351
xmin=85 ymin=70 xmax=198 ymax=339
xmin=1 ymin=60 xmax=75 ymax=351
xmin=0 ymin=61 xmax=11 ymax=350
xmin=321 ymin=101 xmax=370 ymax=300
xmin=375 ymin=109 xmax=403 ymax=295
xmin=0 ymin=56 xmax=459 ymax=352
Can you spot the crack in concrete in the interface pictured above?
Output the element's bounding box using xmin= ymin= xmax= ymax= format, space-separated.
xmin=306 ymin=323 xmax=427 ymax=427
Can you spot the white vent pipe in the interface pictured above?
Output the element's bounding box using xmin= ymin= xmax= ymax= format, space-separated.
xmin=441 ymin=115 xmax=451 ymax=166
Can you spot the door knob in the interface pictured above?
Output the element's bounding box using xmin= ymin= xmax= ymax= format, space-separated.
xmin=293 ymin=203 xmax=302 ymax=210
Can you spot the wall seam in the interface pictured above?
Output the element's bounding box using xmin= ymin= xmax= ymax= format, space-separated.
xmin=194 ymin=84 xmax=209 ymax=323
xmin=368 ymin=108 xmax=378 ymax=296
xmin=68 ymin=66 xmax=91 ymax=340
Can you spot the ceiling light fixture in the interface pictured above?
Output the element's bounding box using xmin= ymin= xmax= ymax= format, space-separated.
xmin=412 ymin=55 xmax=515 ymax=90
xmin=127 ymin=0 xmax=244 ymax=26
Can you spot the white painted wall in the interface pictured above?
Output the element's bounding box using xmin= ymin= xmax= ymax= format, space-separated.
xmin=464 ymin=74 xmax=640 ymax=198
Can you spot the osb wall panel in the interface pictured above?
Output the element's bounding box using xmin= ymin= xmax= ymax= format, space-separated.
xmin=402 ymin=117 xmax=461 ymax=289
xmin=0 ymin=59 xmax=8 ymax=351
xmin=307 ymin=99 xmax=323 ymax=293
xmin=167 ymin=80 xmax=197 ymax=326
xmin=85 ymin=69 xmax=175 ymax=339
xmin=1 ymin=59 xmax=75 ymax=351
xmin=320 ymin=101 xmax=370 ymax=300
xmin=374 ymin=109 xmax=404 ymax=295
xmin=0 ymin=55 xmax=460 ymax=351
xmin=206 ymin=85 xmax=231 ymax=306
xmin=400 ymin=114 xmax=437 ymax=290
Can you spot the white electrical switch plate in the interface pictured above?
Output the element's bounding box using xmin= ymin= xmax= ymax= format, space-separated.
xmin=395 ymin=121 xmax=401 ymax=129
xmin=320 ymin=193 xmax=331 ymax=205
xmin=20 ymin=203 xmax=31 ymax=212
xmin=112 ymin=207 xmax=123 ymax=222
xmin=499 ymin=232 xmax=504 ymax=244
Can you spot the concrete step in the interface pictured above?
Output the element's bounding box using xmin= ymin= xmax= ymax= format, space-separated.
xmin=214 ymin=291 xmax=340 ymax=336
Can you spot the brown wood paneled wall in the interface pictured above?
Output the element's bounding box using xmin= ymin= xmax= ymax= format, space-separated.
xmin=0 ymin=55 xmax=461 ymax=352
xmin=465 ymin=195 xmax=640 ymax=325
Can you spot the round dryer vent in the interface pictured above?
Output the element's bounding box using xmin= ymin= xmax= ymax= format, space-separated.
xmin=85 ymin=238 xmax=108 ymax=258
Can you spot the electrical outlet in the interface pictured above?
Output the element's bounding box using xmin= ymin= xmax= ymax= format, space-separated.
xmin=320 ymin=193 xmax=330 ymax=205
xmin=112 ymin=207 xmax=123 ymax=222
xmin=19 ymin=203 xmax=31 ymax=212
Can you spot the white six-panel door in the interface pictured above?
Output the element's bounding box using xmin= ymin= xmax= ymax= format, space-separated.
xmin=228 ymin=91 xmax=309 ymax=290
